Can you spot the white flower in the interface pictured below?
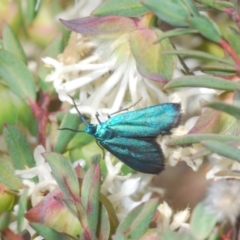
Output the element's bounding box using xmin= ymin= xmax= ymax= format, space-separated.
xmin=43 ymin=15 xmax=176 ymax=121
xmin=15 ymin=145 xmax=57 ymax=206
xmin=101 ymin=153 xmax=164 ymax=220
xmin=204 ymin=179 xmax=240 ymax=224
xmin=157 ymin=201 xmax=190 ymax=233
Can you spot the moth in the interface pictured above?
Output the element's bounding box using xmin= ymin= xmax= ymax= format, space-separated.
xmin=63 ymin=97 xmax=181 ymax=174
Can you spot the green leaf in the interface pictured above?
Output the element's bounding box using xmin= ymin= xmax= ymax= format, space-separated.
xmin=0 ymin=85 xmax=18 ymax=133
xmin=17 ymin=189 xmax=28 ymax=233
xmin=202 ymin=140 xmax=240 ymax=161
xmin=2 ymin=23 xmax=27 ymax=64
xmin=162 ymin=231 xmax=195 ymax=240
xmin=233 ymin=0 xmax=238 ymax=10
xmin=165 ymin=75 xmax=240 ymax=91
xmin=100 ymin=193 xmax=119 ymax=236
xmin=190 ymin=202 xmax=218 ymax=240
xmin=227 ymin=27 xmax=240 ymax=57
xmin=26 ymin=0 xmax=40 ymax=23
xmin=0 ymin=50 xmax=36 ymax=100
xmin=0 ymin=212 xmax=11 ymax=231
xmin=81 ymin=155 xmax=101 ymax=233
xmin=93 ymin=0 xmax=148 ymax=17
xmin=187 ymin=15 xmax=221 ymax=42
xmin=0 ymin=156 xmax=23 ymax=191
xmin=156 ymin=28 xmax=198 ymax=42
xmin=116 ymin=198 xmax=159 ymax=239
xmin=97 ymin=204 xmax=110 ymax=240
xmin=31 ymin=223 xmax=73 ymax=240
xmin=142 ymin=0 xmax=191 ymax=27
xmin=197 ymin=0 xmax=233 ymax=10
xmin=163 ymin=49 xmax=233 ymax=66
xmin=207 ymin=102 xmax=240 ymax=120
xmin=167 ymin=134 xmax=240 ymax=147
xmin=43 ymin=152 xmax=80 ymax=198
xmin=54 ymin=112 xmax=80 ymax=153
xmin=233 ymin=90 xmax=240 ymax=108
xmin=129 ymin=28 xmax=175 ymax=82
xmin=3 ymin=124 xmax=35 ymax=170
xmin=197 ymin=62 xmax=236 ymax=75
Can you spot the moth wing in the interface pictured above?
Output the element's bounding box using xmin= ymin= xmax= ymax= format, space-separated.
xmin=106 ymin=103 xmax=181 ymax=137
xmin=99 ymin=137 xmax=164 ymax=174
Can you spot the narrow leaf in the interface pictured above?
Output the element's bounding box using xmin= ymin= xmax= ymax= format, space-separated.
xmin=116 ymin=198 xmax=159 ymax=239
xmin=93 ymin=0 xmax=148 ymax=17
xmin=190 ymin=203 xmax=218 ymax=239
xmin=165 ymin=75 xmax=240 ymax=91
xmin=202 ymin=140 xmax=240 ymax=161
xmin=54 ymin=112 xmax=80 ymax=153
xmin=17 ymin=189 xmax=28 ymax=233
xmin=142 ymin=0 xmax=190 ymax=27
xmin=0 ymin=50 xmax=36 ymax=100
xmin=100 ymin=193 xmax=119 ymax=235
xmin=167 ymin=134 xmax=240 ymax=147
xmin=227 ymin=27 xmax=240 ymax=56
xmin=81 ymin=155 xmax=101 ymax=233
xmin=60 ymin=16 xmax=137 ymax=35
xmin=156 ymin=28 xmax=198 ymax=42
xmin=0 ymin=156 xmax=23 ymax=191
xmin=208 ymin=102 xmax=240 ymax=120
xmin=26 ymin=0 xmax=39 ymax=23
xmin=2 ymin=23 xmax=27 ymax=64
xmin=43 ymin=152 xmax=80 ymax=199
xmin=97 ymin=204 xmax=110 ymax=240
xmin=0 ymin=212 xmax=11 ymax=230
xmin=187 ymin=15 xmax=221 ymax=43
xmin=31 ymin=223 xmax=73 ymax=240
xmin=163 ymin=49 xmax=233 ymax=66
xmin=3 ymin=125 xmax=35 ymax=170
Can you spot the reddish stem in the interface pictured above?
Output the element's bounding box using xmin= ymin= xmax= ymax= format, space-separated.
xmin=29 ymin=93 xmax=50 ymax=147
xmin=219 ymin=39 xmax=240 ymax=72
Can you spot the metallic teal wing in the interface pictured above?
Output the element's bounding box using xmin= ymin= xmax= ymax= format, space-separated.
xmin=101 ymin=103 xmax=181 ymax=137
xmin=99 ymin=137 xmax=164 ymax=174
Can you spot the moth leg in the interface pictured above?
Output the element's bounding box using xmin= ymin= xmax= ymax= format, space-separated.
xmin=109 ymin=98 xmax=142 ymax=117
xmin=96 ymin=141 xmax=105 ymax=159
xmin=95 ymin=112 xmax=102 ymax=124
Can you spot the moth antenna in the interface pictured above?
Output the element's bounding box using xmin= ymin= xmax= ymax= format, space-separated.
xmin=68 ymin=95 xmax=88 ymax=126
xmin=109 ymin=97 xmax=142 ymax=117
xmin=95 ymin=112 xmax=102 ymax=124
xmin=58 ymin=128 xmax=85 ymax=133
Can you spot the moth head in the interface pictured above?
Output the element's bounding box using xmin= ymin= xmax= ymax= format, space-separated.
xmin=85 ymin=124 xmax=97 ymax=135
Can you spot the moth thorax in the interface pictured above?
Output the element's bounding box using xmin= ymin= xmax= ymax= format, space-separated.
xmin=85 ymin=124 xmax=97 ymax=135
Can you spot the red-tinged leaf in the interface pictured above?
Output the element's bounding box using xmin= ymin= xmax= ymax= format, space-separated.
xmin=26 ymin=190 xmax=81 ymax=237
xmin=1 ymin=229 xmax=24 ymax=240
xmin=188 ymin=108 xmax=239 ymax=135
xmin=129 ymin=28 xmax=175 ymax=82
xmin=81 ymin=155 xmax=101 ymax=233
xmin=43 ymin=152 xmax=80 ymax=199
xmin=60 ymin=16 xmax=137 ymax=35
